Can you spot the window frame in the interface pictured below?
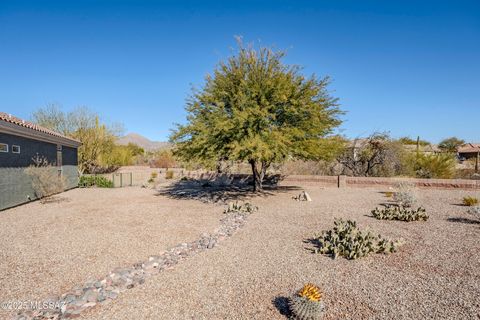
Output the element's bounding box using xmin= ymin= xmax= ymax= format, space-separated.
xmin=12 ymin=145 xmax=20 ymax=154
xmin=0 ymin=143 xmax=8 ymax=153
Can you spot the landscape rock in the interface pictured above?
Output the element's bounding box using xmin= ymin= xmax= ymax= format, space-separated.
xmin=293 ymin=191 xmax=312 ymax=201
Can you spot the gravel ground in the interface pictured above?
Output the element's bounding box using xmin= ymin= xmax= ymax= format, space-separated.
xmin=0 ymin=187 xmax=223 ymax=319
xmin=72 ymin=185 xmax=480 ymax=320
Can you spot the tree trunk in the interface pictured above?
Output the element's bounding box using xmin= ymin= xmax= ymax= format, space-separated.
xmin=249 ymin=160 xmax=268 ymax=192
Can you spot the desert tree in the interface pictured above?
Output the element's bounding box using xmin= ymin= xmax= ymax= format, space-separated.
xmin=338 ymin=132 xmax=404 ymax=177
xmin=170 ymin=40 xmax=343 ymax=191
xmin=32 ymin=105 xmax=132 ymax=173
xmin=438 ymin=137 xmax=465 ymax=153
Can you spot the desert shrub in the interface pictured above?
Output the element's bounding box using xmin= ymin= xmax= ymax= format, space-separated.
xmin=462 ymin=196 xmax=479 ymax=206
xmin=147 ymin=171 xmax=158 ymax=183
xmin=79 ymin=175 xmax=96 ymax=187
xmin=311 ymin=219 xmax=402 ymax=260
xmin=289 ymin=283 xmax=325 ymax=320
xmin=392 ymin=182 xmax=416 ymax=207
xmin=165 ymin=170 xmax=174 ymax=179
xmin=372 ymin=206 xmax=428 ymax=222
xmin=152 ymin=149 xmax=177 ymax=169
xmin=25 ymin=166 xmax=66 ymax=199
xmin=384 ymin=191 xmax=394 ymax=198
xmin=224 ymin=201 xmax=258 ymax=214
xmin=338 ymin=133 xmax=407 ymax=177
xmin=95 ymin=176 xmax=114 ymax=188
xmin=79 ymin=175 xmax=113 ymax=188
xmin=24 ymin=154 xmax=66 ymax=199
xmin=412 ymin=153 xmax=456 ymax=179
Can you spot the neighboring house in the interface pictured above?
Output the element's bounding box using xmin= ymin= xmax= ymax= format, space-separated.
xmin=457 ymin=143 xmax=480 ymax=172
xmin=0 ymin=112 xmax=81 ymax=210
xmin=403 ymin=144 xmax=440 ymax=155
xmin=457 ymin=143 xmax=480 ymax=160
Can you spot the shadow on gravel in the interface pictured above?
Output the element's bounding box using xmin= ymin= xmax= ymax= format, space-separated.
xmin=155 ymin=179 xmax=301 ymax=204
xmin=40 ymin=196 xmax=71 ymax=205
xmin=447 ymin=217 xmax=480 ymax=225
xmin=272 ymin=296 xmax=292 ymax=318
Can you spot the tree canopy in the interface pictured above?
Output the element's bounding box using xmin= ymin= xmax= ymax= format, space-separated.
xmin=171 ymin=41 xmax=344 ymax=191
xmin=438 ymin=137 xmax=465 ymax=153
xmin=32 ymin=104 xmax=140 ymax=173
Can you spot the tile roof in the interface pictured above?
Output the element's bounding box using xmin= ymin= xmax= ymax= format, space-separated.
xmin=0 ymin=112 xmax=81 ymax=143
xmin=458 ymin=143 xmax=480 ymax=154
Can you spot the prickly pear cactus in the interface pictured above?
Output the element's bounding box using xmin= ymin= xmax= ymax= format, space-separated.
xmin=312 ymin=219 xmax=402 ymax=260
xmin=371 ymin=205 xmax=428 ymax=222
xmin=467 ymin=205 xmax=480 ymax=218
xmin=289 ymin=283 xmax=325 ymax=320
xmin=224 ymin=201 xmax=258 ymax=214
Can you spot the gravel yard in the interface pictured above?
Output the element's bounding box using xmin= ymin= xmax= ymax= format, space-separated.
xmin=2 ymin=184 xmax=480 ymax=319
xmin=0 ymin=187 xmax=223 ymax=319
xmin=78 ymin=185 xmax=480 ymax=320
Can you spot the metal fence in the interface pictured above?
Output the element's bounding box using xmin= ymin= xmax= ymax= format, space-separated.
xmin=82 ymin=172 xmax=133 ymax=188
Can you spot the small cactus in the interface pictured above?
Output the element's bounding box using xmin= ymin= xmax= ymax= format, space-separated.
xmin=467 ymin=206 xmax=480 ymax=218
xmin=371 ymin=206 xmax=428 ymax=222
xmin=224 ymin=201 xmax=258 ymax=214
xmin=289 ymin=284 xmax=325 ymax=320
xmin=392 ymin=182 xmax=416 ymax=207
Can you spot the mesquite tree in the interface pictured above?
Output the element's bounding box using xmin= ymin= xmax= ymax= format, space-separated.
xmin=171 ymin=41 xmax=343 ymax=191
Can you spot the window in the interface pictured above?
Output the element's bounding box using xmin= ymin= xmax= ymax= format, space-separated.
xmin=0 ymin=143 xmax=8 ymax=152
xmin=12 ymin=145 xmax=20 ymax=154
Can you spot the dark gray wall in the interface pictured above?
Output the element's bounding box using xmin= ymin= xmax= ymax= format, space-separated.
xmin=0 ymin=132 xmax=80 ymax=211
xmin=0 ymin=132 xmax=57 ymax=167
xmin=62 ymin=146 xmax=78 ymax=166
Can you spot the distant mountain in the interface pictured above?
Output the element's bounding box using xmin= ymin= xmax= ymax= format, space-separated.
xmin=117 ymin=133 xmax=170 ymax=151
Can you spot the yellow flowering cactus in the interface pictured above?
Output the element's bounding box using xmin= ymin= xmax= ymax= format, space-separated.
xmin=298 ymin=283 xmax=322 ymax=302
xmin=289 ymin=283 xmax=326 ymax=320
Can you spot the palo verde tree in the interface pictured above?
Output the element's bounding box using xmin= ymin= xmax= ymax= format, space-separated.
xmin=170 ymin=41 xmax=343 ymax=191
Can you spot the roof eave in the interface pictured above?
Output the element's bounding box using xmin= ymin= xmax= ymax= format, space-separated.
xmin=0 ymin=121 xmax=81 ymax=148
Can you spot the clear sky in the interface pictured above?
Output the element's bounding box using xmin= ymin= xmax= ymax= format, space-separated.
xmin=1 ymin=0 xmax=479 ymax=143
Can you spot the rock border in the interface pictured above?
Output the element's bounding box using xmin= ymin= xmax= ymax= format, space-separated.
xmin=14 ymin=208 xmax=253 ymax=319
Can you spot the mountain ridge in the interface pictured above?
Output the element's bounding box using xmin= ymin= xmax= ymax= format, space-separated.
xmin=117 ymin=133 xmax=170 ymax=151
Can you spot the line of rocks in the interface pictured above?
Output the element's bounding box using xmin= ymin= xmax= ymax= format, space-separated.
xmin=14 ymin=207 xmax=254 ymax=320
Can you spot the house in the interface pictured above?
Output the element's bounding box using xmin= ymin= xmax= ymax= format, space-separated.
xmin=403 ymin=144 xmax=440 ymax=154
xmin=0 ymin=112 xmax=81 ymax=210
xmin=457 ymin=143 xmax=480 ymax=160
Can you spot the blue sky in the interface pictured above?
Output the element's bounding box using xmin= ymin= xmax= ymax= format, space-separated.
xmin=0 ymin=0 xmax=479 ymax=143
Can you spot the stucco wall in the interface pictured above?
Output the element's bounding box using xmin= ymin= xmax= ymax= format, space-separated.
xmin=0 ymin=167 xmax=37 ymax=210
xmin=0 ymin=165 xmax=79 ymax=211
xmin=62 ymin=165 xmax=79 ymax=189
